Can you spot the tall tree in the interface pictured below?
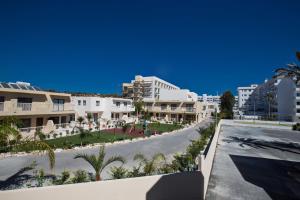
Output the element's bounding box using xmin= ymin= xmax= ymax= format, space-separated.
xmin=74 ymin=146 xmax=125 ymax=181
xmin=134 ymin=101 xmax=144 ymax=119
xmin=220 ymin=91 xmax=235 ymax=119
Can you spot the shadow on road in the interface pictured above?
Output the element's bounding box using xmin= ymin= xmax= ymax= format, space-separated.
xmin=0 ymin=164 xmax=35 ymax=190
xmin=230 ymin=154 xmax=300 ymax=200
xmin=223 ymin=136 xmax=300 ymax=155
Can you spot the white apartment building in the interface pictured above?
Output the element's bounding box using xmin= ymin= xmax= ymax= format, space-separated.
xmin=237 ymin=84 xmax=258 ymax=112
xmin=71 ymin=95 xmax=135 ymax=129
xmin=243 ymin=78 xmax=296 ymax=121
xmin=123 ymin=75 xmax=197 ymax=101
xmin=123 ymin=75 xmax=204 ymax=123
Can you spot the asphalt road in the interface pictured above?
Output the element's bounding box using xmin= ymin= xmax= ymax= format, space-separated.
xmin=0 ymin=119 xmax=211 ymax=185
xmin=206 ymin=123 xmax=300 ymax=200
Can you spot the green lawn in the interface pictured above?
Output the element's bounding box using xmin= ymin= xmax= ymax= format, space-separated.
xmin=46 ymin=131 xmax=134 ymax=149
xmin=136 ymin=122 xmax=183 ymax=133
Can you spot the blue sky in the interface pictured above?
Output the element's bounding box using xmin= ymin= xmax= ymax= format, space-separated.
xmin=1 ymin=0 xmax=300 ymax=95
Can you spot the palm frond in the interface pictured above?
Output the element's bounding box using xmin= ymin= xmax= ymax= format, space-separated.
xmin=15 ymin=140 xmax=55 ymax=169
xmin=134 ymin=153 xmax=147 ymax=164
xmin=97 ymin=145 xmax=105 ymax=164
xmin=101 ymin=156 xmax=125 ymax=172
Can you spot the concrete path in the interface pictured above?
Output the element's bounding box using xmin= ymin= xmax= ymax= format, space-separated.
xmin=205 ymin=123 xmax=300 ymax=200
xmin=0 ymin=119 xmax=211 ymax=187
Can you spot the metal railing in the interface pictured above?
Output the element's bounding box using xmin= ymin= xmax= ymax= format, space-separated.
xmin=55 ymin=123 xmax=70 ymax=129
xmin=17 ymin=103 xmax=32 ymax=111
xmin=185 ymin=107 xmax=196 ymax=112
xmin=19 ymin=127 xmax=41 ymax=133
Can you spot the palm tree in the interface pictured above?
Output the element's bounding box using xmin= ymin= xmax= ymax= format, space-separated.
xmin=0 ymin=116 xmax=55 ymax=169
xmin=86 ymin=113 xmax=93 ymax=129
xmin=133 ymin=153 xmax=166 ymax=175
xmin=77 ymin=116 xmax=84 ymax=127
xmin=134 ymin=101 xmax=144 ymax=119
xmin=74 ymin=146 xmax=125 ymax=181
xmin=275 ymin=52 xmax=300 ymax=81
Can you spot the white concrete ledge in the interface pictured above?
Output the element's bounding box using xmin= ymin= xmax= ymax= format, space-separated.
xmin=0 ymin=171 xmax=204 ymax=200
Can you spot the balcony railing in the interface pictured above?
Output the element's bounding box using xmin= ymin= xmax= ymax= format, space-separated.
xmin=171 ymin=107 xmax=177 ymax=111
xmin=185 ymin=107 xmax=196 ymax=112
xmin=0 ymin=102 xmax=3 ymax=111
xmin=17 ymin=103 xmax=32 ymax=111
xmin=55 ymin=123 xmax=70 ymax=129
xmin=19 ymin=126 xmax=44 ymax=133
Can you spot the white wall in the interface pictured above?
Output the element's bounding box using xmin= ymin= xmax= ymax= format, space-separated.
xmin=277 ymin=78 xmax=296 ymax=121
xmin=159 ymin=89 xmax=198 ymax=101
xmin=71 ymin=96 xmax=134 ymax=121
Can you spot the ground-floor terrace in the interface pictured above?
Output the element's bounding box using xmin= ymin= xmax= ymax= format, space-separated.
xmin=148 ymin=112 xmax=203 ymax=123
xmin=80 ymin=111 xmax=136 ymax=129
xmin=0 ymin=113 xmax=75 ymax=138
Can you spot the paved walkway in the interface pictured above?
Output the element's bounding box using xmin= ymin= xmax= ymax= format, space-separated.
xmin=206 ymin=123 xmax=300 ymax=200
xmin=0 ymin=119 xmax=211 ymax=189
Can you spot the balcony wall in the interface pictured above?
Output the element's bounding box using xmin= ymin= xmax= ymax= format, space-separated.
xmin=0 ymin=92 xmax=74 ymax=116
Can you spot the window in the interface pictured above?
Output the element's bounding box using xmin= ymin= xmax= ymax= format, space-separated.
xmin=17 ymin=97 xmax=32 ymax=111
xmin=297 ymin=102 xmax=300 ymax=105
xmin=53 ymin=99 xmax=64 ymax=111
xmin=171 ymin=104 xmax=177 ymax=110
xmin=83 ymin=100 xmax=86 ymax=106
xmin=297 ymin=93 xmax=300 ymax=97
xmin=96 ymin=101 xmax=100 ymax=106
xmin=0 ymin=96 xmax=4 ymax=111
xmin=297 ymin=109 xmax=300 ymax=113
xmin=124 ymin=102 xmax=127 ymax=107
xmin=116 ymin=102 xmax=120 ymax=107
xmin=78 ymin=100 xmax=81 ymax=106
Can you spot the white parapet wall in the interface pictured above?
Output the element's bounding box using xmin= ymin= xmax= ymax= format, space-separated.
xmin=0 ymin=171 xmax=204 ymax=200
xmin=198 ymin=119 xmax=223 ymax=198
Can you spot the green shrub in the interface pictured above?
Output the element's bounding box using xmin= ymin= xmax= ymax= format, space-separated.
xmin=292 ymin=123 xmax=300 ymax=131
xmin=72 ymin=170 xmax=89 ymax=183
xmin=110 ymin=166 xmax=128 ymax=179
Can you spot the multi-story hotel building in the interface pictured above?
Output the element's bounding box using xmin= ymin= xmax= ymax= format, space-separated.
xmin=237 ymin=84 xmax=258 ymax=114
xmin=122 ymin=75 xmax=180 ymax=101
xmin=71 ymin=95 xmax=135 ymax=129
xmin=0 ymin=81 xmax=75 ymax=137
xmin=243 ymin=77 xmax=296 ymax=121
xmin=123 ymin=75 xmax=204 ymax=123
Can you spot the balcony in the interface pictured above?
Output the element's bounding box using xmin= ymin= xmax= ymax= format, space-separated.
xmin=0 ymin=102 xmax=3 ymax=111
xmin=184 ymin=107 xmax=196 ymax=112
xmin=17 ymin=103 xmax=32 ymax=111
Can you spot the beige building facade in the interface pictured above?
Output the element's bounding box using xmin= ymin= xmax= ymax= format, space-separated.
xmin=144 ymin=100 xmax=205 ymax=123
xmin=0 ymin=82 xmax=75 ymax=137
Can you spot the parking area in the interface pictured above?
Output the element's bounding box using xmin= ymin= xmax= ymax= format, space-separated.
xmin=206 ymin=124 xmax=300 ymax=200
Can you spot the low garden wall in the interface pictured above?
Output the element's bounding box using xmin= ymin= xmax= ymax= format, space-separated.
xmin=198 ymin=119 xmax=223 ymax=198
xmin=0 ymin=171 xmax=204 ymax=200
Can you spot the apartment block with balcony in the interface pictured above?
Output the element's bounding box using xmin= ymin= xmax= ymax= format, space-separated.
xmin=122 ymin=75 xmax=180 ymax=101
xmin=144 ymin=100 xmax=204 ymax=123
xmin=123 ymin=75 xmax=203 ymax=123
xmin=71 ymin=95 xmax=135 ymax=129
xmin=0 ymin=82 xmax=75 ymax=137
